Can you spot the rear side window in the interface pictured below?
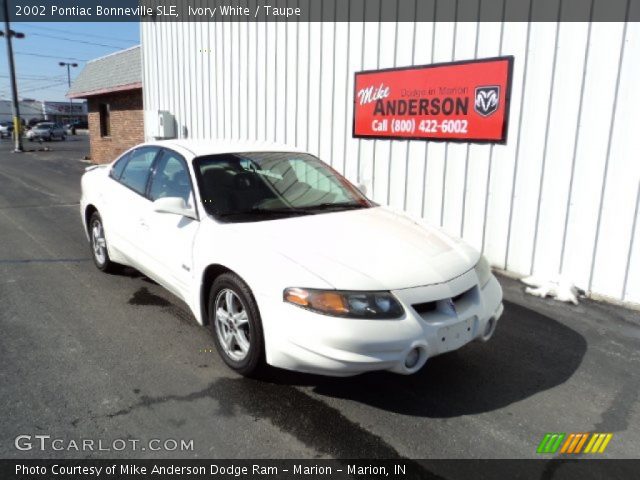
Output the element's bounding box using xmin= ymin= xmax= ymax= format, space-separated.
xmin=110 ymin=152 xmax=130 ymax=180
xmin=119 ymin=148 xmax=159 ymax=195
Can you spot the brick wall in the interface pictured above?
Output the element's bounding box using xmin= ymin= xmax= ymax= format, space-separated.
xmin=87 ymin=89 xmax=143 ymax=164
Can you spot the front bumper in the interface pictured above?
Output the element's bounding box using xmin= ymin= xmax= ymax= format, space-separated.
xmin=260 ymin=269 xmax=504 ymax=376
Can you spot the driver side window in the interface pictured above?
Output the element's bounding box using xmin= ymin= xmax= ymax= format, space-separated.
xmin=149 ymin=150 xmax=193 ymax=205
xmin=119 ymin=147 xmax=159 ymax=195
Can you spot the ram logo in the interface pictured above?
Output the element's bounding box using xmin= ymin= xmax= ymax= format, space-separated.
xmin=474 ymin=86 xmax=500 ymax=117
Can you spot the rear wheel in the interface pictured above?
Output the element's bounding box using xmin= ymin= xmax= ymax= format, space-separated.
xmin=89 ymin=211 xmax=118 ymax=273
xmin=209 ymin=273 xmax=265 ymax=376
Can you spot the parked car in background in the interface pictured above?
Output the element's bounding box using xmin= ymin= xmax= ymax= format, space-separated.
xmin=0 ymin=121 xmax=13 ymax=138
xmin=80 ymin=140 xmax=504 ymax=377
xmin=65 ymin=120 xmax=89 ymax=135
xmin=28 ymin=118 xmax=46 ymax=128
xmin=26 ymin=122 xmax=66 ymax=141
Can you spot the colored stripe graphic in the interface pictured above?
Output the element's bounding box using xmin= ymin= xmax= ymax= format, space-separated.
xmin=584 ymin=433 xmax=613 ymax=454
xmin=538 ymin=433 xmax=613 ymax=454
xmin=561 ymin=433 xmax=589 ymax=454
xmin=537 ymin=433 xmax=565 ymax=454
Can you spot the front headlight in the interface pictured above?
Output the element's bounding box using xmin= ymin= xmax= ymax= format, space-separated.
xmin=283 ymin=288 xmax=404 ymax=319
xmin=474 ymin=255 xmax=492 ymax=287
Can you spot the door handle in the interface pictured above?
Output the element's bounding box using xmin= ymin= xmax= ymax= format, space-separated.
xmin=139 ymin=218 xmax=149 ymax=229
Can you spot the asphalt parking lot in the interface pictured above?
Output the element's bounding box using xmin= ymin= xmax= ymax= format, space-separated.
xmin=0 ymin=136 xmax=639 ymax=462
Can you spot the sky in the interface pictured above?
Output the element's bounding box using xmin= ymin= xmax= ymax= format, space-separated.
xmin=0 ymin=22 xmax=140 ymax=102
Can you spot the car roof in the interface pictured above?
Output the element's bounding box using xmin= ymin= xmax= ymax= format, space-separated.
xmin=145 ymin=139 xmax=308 ymax=158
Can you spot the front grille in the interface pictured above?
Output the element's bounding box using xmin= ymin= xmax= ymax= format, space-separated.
xmin=413 ymin=301 xmax=437 ymax=315
xmin=411 ymin=285 xmax=478 ymax=319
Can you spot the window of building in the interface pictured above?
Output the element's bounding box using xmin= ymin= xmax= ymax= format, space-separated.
xmin=99 ymin=103 xmax=110 ymax=137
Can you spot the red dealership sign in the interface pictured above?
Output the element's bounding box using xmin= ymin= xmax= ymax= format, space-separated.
xmin=353 ymin=56 xmax=514 ymax=144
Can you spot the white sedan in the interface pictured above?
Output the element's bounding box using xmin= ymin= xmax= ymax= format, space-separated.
xmin=80 ymin=140 xmax=503 ymax=377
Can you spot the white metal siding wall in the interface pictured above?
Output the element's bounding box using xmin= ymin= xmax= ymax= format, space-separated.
xmin=141 ymin=11 xmax=640 ymax=304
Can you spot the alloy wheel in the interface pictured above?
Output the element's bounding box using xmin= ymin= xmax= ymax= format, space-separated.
xmin=214 ymin=288 xmax=251 ymax=362
xmin=91 ymin=219 xmax=107 ymax=265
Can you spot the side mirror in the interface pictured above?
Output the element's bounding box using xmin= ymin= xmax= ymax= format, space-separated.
xmin=152 ymin=197 xmax=196 ymax=220
xmin=357 ymin=183 xmax=368 ymax=196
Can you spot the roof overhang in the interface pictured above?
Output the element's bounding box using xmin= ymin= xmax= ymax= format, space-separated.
xmin=67 ymin=82 xmax=142 ymax=99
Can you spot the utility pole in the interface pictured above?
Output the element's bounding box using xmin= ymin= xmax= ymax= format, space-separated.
xmin=59 ymin=62 xmax=78 ymax=123
xmin=1 ymin=0 xmax=24 ymax=152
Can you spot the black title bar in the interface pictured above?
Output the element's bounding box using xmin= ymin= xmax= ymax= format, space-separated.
xmin=3 ymin=459 xmax=640 ymax=480
xmin=3 ymin=0 xmax=640 ymax=22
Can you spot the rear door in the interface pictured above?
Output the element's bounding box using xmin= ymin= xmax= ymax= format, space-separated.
xmin=104 ymin=146 xmax=161 ymax=270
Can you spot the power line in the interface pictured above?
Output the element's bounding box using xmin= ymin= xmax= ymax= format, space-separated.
xmin=25 ymin=32 xmax=132 ymax=49
xmin=15 ymin=79 xmax=67 ymax=90
xmin=21 ymin=23 xmax=138 ymax=43
xmin=19 ymin=80 xmax=69 ymax=93
xmin=15 ymin=52 xmax=88 ymax=61
xmin=0 ymin=74 xmax=66 ymax=80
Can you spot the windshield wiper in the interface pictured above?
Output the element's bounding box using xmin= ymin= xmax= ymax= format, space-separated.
xmin=216 ymin=206 xmax=310 ymax=217
xmin=300 ymin=202 xmax=368 ymax=211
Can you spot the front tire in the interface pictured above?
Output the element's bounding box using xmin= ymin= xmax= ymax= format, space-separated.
xmin=209 ymin=273 xmax=265 ymax=376
xmin=89 ymin=211 xmax=118 ymax=273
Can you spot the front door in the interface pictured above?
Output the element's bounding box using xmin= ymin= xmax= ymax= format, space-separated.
xmin=142 ymin=148 xmax=200 ymax=299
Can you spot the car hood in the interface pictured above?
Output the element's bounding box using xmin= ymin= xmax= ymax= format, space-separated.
xmin=227 ymin=206 xmax=480 ymax=290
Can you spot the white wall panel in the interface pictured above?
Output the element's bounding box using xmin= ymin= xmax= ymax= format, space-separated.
xmin=422 ymin=20 xmax=454 ymax=225
xmin=142 ymin=16 xmax=640 ymax=304
xmin=462 ymin=20 xmax=502 ymax=251
xmin=443 ymin=19 xmax=477 ymax=237
xmin=405 ymin=14 xmax=434 ymax=219
xmin=591 ymin=21 xmax=640 ymax=299
xmin=505 ymin=20 xmax=558 ymax=274
xmin=343 ymin=16 xmax=364 ymax=183
xmin=356 ymin=15 xmax=381 ymax=193
xmin=533 ymin=22 xmax=589 ymax=280
xmin=561 ymin=22 xmax=626 ymax=290
xmin=482 ymin=21 xmax=528 ymax=267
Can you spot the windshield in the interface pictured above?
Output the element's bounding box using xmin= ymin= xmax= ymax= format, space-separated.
xmin=194 ymin=152 xmax=371 ymax=221
xmin=35 ymin=123 xmax=54 ymax=129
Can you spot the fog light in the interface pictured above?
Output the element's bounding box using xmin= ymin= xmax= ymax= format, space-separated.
xmin=405 ymin=348 xmax=420 ymax=369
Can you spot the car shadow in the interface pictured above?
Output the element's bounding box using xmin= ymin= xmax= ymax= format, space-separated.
xmin=258 ymin=300 xmax=587 ymax=418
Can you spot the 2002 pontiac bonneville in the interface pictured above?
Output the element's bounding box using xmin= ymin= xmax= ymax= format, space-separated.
xmin=80 ymin=140 xmax=503 ymax=376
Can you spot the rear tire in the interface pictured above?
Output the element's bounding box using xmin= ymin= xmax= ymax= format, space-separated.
xmin=89 ymin=211 xmax=118 ymax=273
xmin=208 ymin=273 xmax=265 ymax=376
